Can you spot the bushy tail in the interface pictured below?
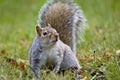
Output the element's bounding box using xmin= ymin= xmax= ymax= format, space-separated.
xmin=73 ymin=4 xmax=87 ymax=42
xmin=38 ymin=0 xmax=87 ymax=54
xmin=49 ymin=0 xmax=87 ymax=42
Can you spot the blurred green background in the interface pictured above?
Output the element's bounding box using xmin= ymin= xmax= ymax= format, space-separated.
xmin=0 ymin=0 xmax=120 ymax=80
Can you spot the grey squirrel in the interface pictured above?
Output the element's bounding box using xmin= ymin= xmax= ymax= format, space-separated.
xmin=29 ymin=0 xmax=86 ymax=78
xmin=29 ymin=24 xmax=81 ymax=78
xmin=38 ymin=0 xmax=86 ymax=54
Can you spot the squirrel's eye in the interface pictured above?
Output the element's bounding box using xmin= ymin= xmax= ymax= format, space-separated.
xmin=43 ymin=32 xmax=48 ymax=36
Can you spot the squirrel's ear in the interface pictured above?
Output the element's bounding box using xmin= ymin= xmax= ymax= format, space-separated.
xmin=48 ymin=23 xmax=52 ymax=28
xmin=36 ymin=25 xmax=42 ymax=36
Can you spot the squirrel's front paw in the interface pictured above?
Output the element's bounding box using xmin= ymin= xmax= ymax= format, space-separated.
xmin=35 ymin=74 xmax=40 ymax=78
xmin=32 ymin=69 xmax=41 ymax=78
xmin=34 ymin=72 xmax=41 ymax=78
xmin=53 ymin=67 xmax=60 ymax=73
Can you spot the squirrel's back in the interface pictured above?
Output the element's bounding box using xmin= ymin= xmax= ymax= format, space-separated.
xmin=38 ymin=0 xmax=86 ymax=54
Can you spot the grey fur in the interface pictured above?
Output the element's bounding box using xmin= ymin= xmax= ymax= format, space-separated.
xmin=38 ymin=0 xmax=86 ymax=54
xmin=29 ymin=37 xmax=81 ymax=78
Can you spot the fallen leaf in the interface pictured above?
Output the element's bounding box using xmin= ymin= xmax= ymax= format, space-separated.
xmin=89 ymin=54 xmax=95 ymax=61
xmin=19 ymin=38 xmax=27 ymax=44
xmin=79 ymin=68 xmax=88 ymax=75
xmin=18 ymin=61 xmax=25 ymax=70
xmin=17 ymin=58 xmax=29 ymax=66
xmin=5 ymin=57 xmax=18 ymax=67
xmin=5 ymin=57 xmax=28 ymax=70
xmin=80 ymin=54 xmax=95 ymax=63
xmin=80 ymin=58 xmax=89 ymax=63
xmin=102 ymin=52 xmax=111 ymax=60
xmin=1 ymin=49 xmax=6 ymax=55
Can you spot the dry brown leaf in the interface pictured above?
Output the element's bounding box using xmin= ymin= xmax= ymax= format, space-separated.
xmin=102 ymin=52 xmax=111 ymax=60
xmin=19 ymin=38 xmax=27 ymax=44
xmin=17 ymin=58 xmax=29 ymax=66
xmin=18 ymin=61 xmax=25 ymax=70
xmin=6 ymin=57 xmax=18 ymax=67
xmin=80 ymin=58 xmax=89 ymax=63
xmin=1 ymin=49 xmax=6 ymax=55
xmin=89 ymin=54 xmax=95 ymax=61
xmin=79 ymin=68 xmax=88 ymax=75
xmin=80 ymin=54 xmax=95 ymax=63
xmin=5 ymin=57 xmax=27 ymax=70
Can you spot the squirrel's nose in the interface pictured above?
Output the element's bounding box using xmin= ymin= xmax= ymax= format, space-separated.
xmin=54 ymin=32 xmax=59 ymax=42
xmin=54 ymin=32 xmax=59 ymax=38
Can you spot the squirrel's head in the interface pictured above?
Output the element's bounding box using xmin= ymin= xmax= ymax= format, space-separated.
xmin=36 ymin=24 xmax=59 ymax=47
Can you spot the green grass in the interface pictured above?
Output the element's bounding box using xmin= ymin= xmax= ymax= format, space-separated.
xmin=0 ymin=0 xmax=120 ymax=80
